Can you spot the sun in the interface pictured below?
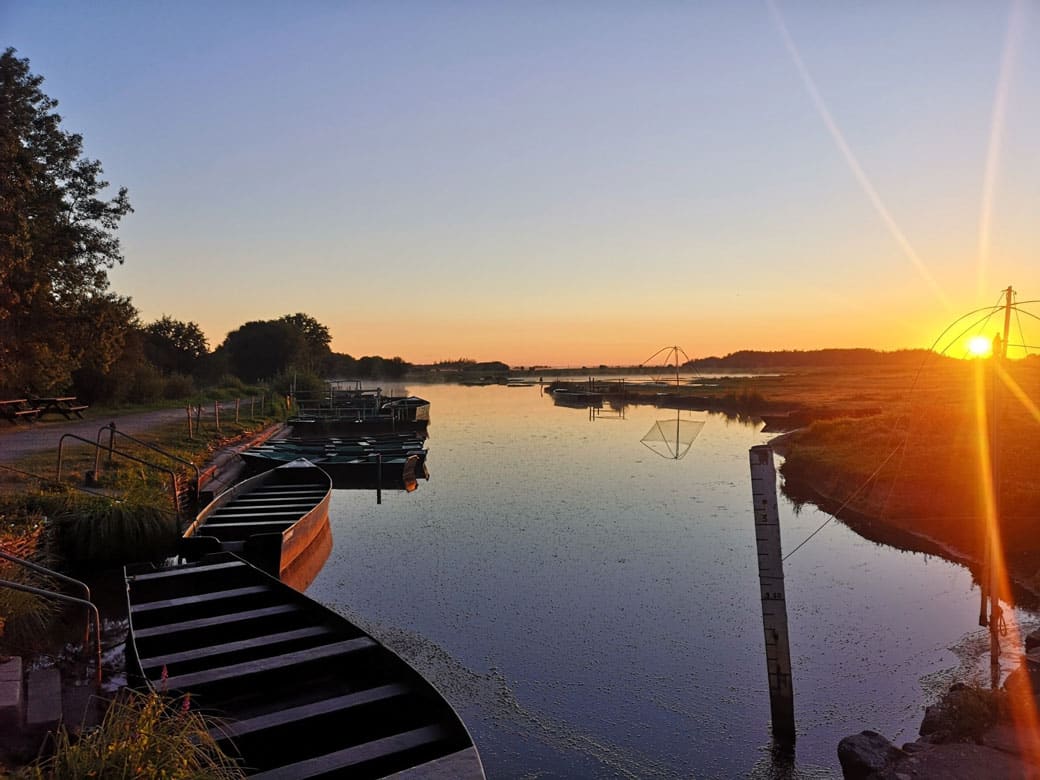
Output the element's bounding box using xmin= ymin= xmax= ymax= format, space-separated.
xmin=967 ymin=335 xmax=992 ymax=357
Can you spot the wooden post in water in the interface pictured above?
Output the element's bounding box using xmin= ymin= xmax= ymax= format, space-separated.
xmin=749 ymin=444 xmax=796 ymax=742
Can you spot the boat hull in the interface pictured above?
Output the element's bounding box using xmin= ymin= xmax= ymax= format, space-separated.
xmin=124 ymin=552 xmax=484 ymax=778
xmin=182 ymin=459 xmax=332 ymax=585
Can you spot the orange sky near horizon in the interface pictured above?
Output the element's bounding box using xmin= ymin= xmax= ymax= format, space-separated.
xmin=8 ymin=3 xmax=1038 ymax=369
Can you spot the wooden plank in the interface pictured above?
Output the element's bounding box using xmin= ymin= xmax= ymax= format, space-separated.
xmin=127 ymin=560 xmax=246 ymax=583
xmin=229 ymin=497 xmax=326 ymax=506
xmin=251 ymin=483 xmax=328 ymax=492
xmin=211 ymin=682 xmax=410 ymax=741
xmin=212 ymin=502 xmax=318 ymax=513
xmin=132 ymin=603 xmax=301 ymax=640
xmin=202 ymin=520 xmax=296 ymax=529
xmin=250 ymin=724 xmax=450 ymax=780
xmin=204 ymin=512 xmax=305 ymax=521
xmin=140 ymin=626 xmax=337 ymax=673
xmin=163 ymin=637 xmax=377 ymax=691
xmin=130 ymin=585 xmax=272 ymax=615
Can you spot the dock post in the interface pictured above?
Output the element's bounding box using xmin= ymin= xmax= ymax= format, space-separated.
xmin=749 ymin=444 xmax=796 ymax=742
xmin=376 ymin=453 xmax=382 ymax=505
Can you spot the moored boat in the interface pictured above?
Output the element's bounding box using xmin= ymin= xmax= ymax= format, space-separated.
xmin=181 ymin=459 xmax=332 ymax=587
xmin=238 ymin=436 xmax=429 ymax=490
xmin=124 ymin=552 xmax=485 ymax=778
xmin=550 ymin=388 xmax=603 ymax=408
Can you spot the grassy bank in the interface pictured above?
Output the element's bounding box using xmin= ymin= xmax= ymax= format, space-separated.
xmin=771 ymin=357 xmax=1040 ymax=601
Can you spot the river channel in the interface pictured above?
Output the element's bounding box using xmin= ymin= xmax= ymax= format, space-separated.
xmin=307 ymin=381 xmax=1036 ymax=778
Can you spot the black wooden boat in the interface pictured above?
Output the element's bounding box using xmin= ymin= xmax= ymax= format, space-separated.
xmin=181 ymin=459 xmax=332 ymax=587
xmin=124 ymin=552 xmax=484 ymax=778
xmin=238 ymin=436 xmax=428 ymax=491
xmin=289 ymin=392 xmax=430 ymax=436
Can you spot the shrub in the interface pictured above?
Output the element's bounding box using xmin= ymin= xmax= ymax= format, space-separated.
xmin=126 ymin=364 xmax=165 ymax=404
xmin=48 ymin=499 xmax=178 ymax=569
xmin=19 ymin=688 xmax=244 ymax=779
xmin=163 ymin=372 xmax=195 ymax=400
xmin=271 ymin=369 xmax=325 ymax=398
xmin=0 ymin=524 xmax=60 ymax=652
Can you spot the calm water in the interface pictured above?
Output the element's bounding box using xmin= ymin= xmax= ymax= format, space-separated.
xmin=307 ymin=383 xmax=1035 ymax=779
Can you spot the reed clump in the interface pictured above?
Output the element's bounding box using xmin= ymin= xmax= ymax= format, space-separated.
xmin=16 ymin=688 xmax=244 ymax=779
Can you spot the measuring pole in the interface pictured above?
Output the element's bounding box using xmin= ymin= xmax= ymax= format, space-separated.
xmin=749 ymin=444 xmax=795 ymax=741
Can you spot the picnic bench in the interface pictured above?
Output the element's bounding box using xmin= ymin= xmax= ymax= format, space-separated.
xmin=0 ymin=399 xmax=43 ymax=425
xmin=31 ymin=396 xmax=89 ymax=419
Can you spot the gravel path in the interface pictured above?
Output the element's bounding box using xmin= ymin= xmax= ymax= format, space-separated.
xmin=0 ymin=404 xmax=288 ymax=521
xmin=0 ymin=408 xmax=198 ymax=464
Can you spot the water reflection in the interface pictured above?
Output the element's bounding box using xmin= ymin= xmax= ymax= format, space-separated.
xmin=640 ymin=411 xmax=706 ymax=459
xmin=306 ymin=382 xmax=1028 ymax=778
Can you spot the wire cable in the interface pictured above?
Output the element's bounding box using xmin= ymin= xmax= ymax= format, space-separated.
xmin=783 ymin=444 xmax=902 ymax=561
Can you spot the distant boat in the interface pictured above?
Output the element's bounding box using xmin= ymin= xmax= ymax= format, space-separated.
xmin=180 ymin=459 xmax=332 ymax=586
xmin=290 ymin=389 xmax=430 ymax=435
xmin=125 ymin=551 xmax=486 ymax=778
xmin=551 ymin=388 xmax=603 ymax=408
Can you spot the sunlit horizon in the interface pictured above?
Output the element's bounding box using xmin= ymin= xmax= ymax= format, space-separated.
xmin=4 ymin=3 xmax=1036 ymax=368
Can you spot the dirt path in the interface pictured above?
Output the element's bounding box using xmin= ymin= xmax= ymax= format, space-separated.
xmin=0 ymin=405 xmax=284 ymax=497
xmin=0 ymin=408 xmax=201 ymax=464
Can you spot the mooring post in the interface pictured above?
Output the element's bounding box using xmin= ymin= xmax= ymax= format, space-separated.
xmin=376 ymin=453 xmax=383 ymax=505
xmin=749 ymin=444 xmax=796 ymax=742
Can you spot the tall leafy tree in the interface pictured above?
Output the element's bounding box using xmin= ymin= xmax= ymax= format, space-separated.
xmin=0 ymin=48 xmax=134 ymax=394
xmin=278 ymin=312 xmax=331 ymax=373
xmin=143 ymin=315 xmax=209 ymax=376
xmin=222 ymin=320 xmax=308 ymax=381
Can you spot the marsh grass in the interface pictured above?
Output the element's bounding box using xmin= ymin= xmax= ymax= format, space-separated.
xmin=777 ymin=359 xmax=1040 ymax=571
xmin=18 ymin=688 xmax=244 ymax=779
xmin=48 ymin=499 xmax=178 ymax=569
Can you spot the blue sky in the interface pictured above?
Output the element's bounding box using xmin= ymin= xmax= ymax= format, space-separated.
xmin=4 ymin=1 xmax=1037 ymax=365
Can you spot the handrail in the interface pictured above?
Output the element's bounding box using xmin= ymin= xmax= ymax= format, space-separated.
xmin=94 ymin=423 xmax=201 ymax=501
xmin=57 ymin=433 xmax=182 ymax=522
xmin=0 ymin=579 xmax=102 ymax=688
xmin=0 ymin=546 xmax=92 ymax=650
xmin=0 ymin=462 xmax=116 ymax=500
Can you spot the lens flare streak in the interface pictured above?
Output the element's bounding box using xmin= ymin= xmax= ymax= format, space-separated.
xmin=972 ymin=358 xmax=1040 ymax=752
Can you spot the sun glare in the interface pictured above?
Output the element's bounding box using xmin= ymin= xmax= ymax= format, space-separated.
xmin=967 ymin=335 xmax=992 ymax=357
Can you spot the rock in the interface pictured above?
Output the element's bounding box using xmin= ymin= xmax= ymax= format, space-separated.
xmin=838 ymin=730 xmax=905 ymax=778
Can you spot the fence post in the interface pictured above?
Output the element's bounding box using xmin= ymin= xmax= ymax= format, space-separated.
xmin=214 ymin=400 xmax=221 ymax=433
xmin=235 ymin=398 xmax=241 ymax=423
xmin=186 ymin=405 xmax=194 ymax=440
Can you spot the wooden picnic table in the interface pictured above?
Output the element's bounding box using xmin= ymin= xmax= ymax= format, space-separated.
xmin=31 ymin=396 xmax=89 ymax=419
xmin=0 ymin=399 xmax=42 ymax=424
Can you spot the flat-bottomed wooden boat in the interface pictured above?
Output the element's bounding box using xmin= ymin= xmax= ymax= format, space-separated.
xmin=125 ymin=552 xmax=484 ymax=778
xmin=181 ymin=459 xmax=332 ymax=586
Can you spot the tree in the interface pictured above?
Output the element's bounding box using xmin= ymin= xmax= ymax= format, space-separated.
xmin=278 ymin=313 xmax=331 ymax=373
xmin=143 ymin=316 xmax=209 ymax=376
xmin=0 ymin=48 xmax=134 ymax=394
xmin=221 ymin=320 xmax=308 ymax=381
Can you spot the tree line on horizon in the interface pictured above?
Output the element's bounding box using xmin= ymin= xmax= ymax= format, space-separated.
xmin=0 ymin=49 xmax=411 ymax=403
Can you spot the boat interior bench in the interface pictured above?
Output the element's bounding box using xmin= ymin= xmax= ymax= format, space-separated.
xmin=0 ymin=399 xmax=42 ymax=424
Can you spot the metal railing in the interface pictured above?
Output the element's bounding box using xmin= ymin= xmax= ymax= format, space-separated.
xmin=0 ymin=577 xmax=102 ymax=688
xmin=0 ymin=546 xmax=93 ymax=650
xmin=93 ymin=423 xmax=201 ymax=503
xmin=56 ymin=433 xmax=182 ymax=522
